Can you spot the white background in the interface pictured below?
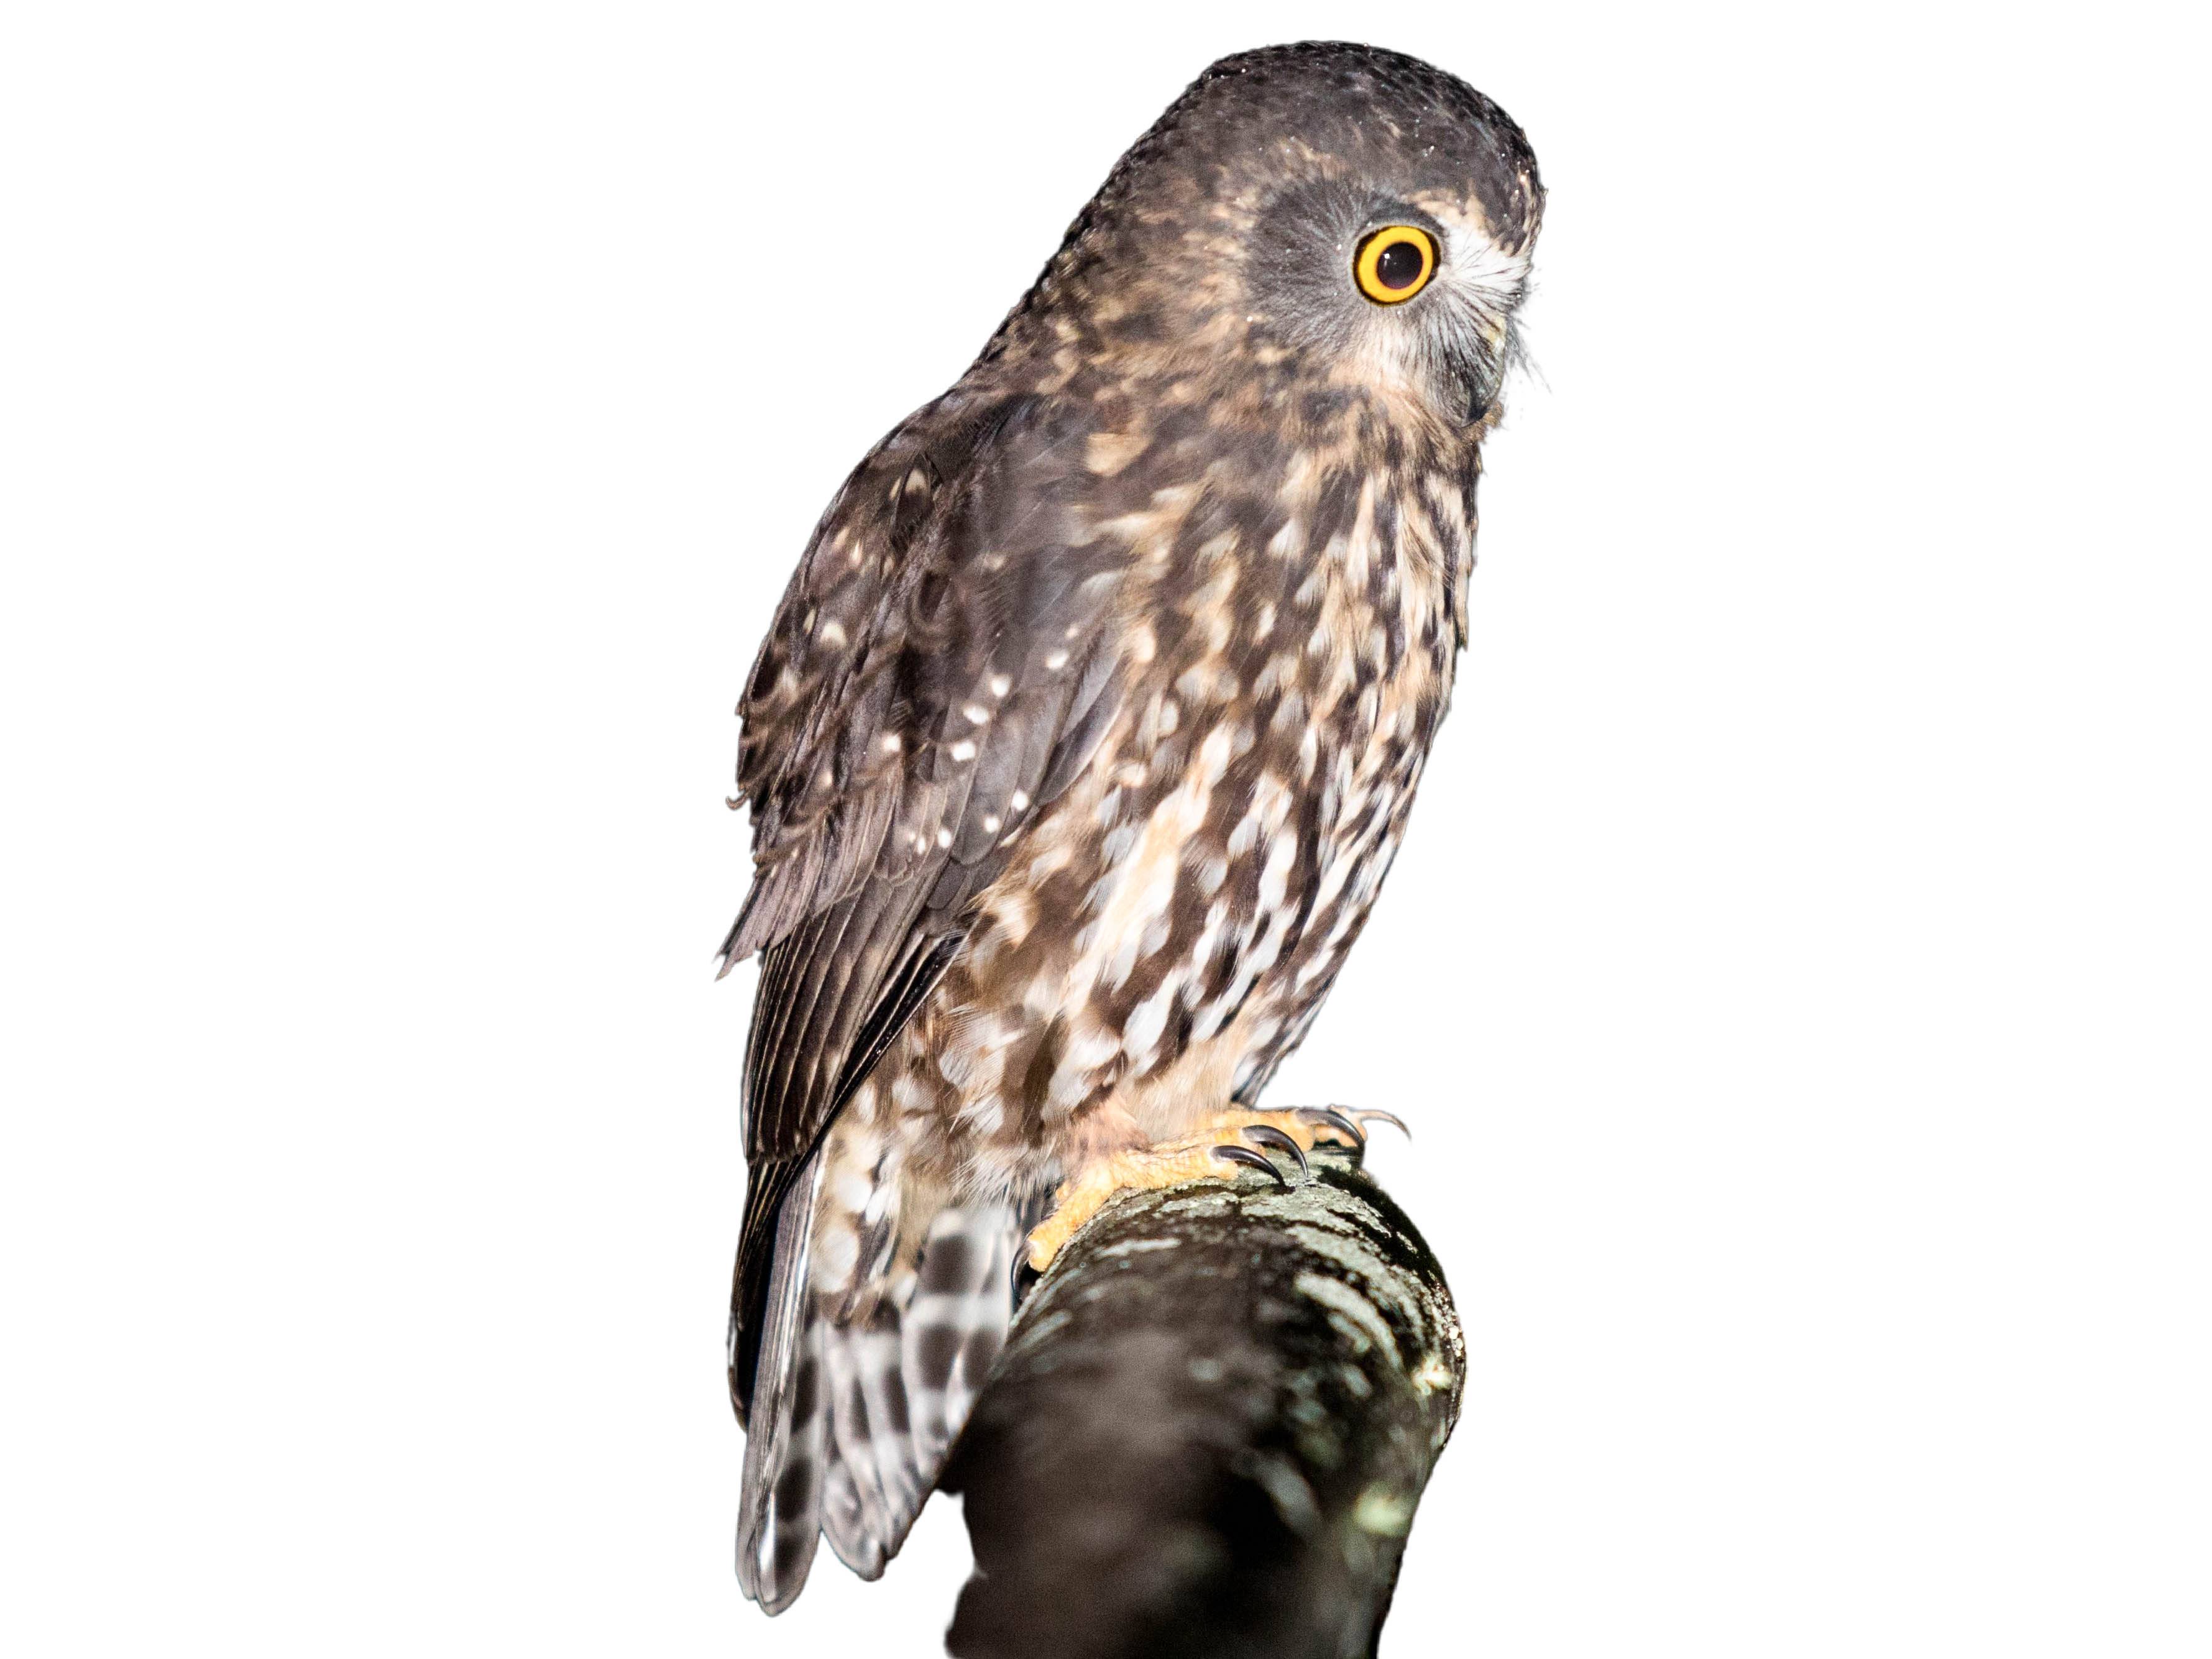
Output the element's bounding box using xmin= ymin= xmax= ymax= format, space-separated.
xmin=4 ymin=3 xmax=2206 ymax=1654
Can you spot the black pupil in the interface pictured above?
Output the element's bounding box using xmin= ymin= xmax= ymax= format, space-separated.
xmin=1375 ymin=237 xmax=1425 ymax=290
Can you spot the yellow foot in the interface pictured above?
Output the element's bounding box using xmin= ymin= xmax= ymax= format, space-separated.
xmin=1025 ymin=1106 xmax=1380 ymax=1272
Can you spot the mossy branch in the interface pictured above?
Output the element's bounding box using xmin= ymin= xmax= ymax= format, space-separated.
xmin=940 ymin=1147 xmax=1464 ymax=1659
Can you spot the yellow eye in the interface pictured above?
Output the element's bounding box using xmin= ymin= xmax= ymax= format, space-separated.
xmin=1353 ymin=225 xmax=1438 ymax=305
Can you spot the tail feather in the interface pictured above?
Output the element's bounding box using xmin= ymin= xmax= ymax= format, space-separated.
xmin=735 ymin=1156 xmax=825 ymax=1612
xmin=820 ymin=1457 xmax=873 ymax=1578
xmin=854 ymin=1319 xmax=925 ymax=1525
xmin=819 ymin=1312 xmax=896 ymax=1577
xmin=830 ymin=1203 xmax=1019 ymax=1568
xmin=901 ymin=1206 xmax=1018 ymax=1477
xmin=740 ymin=1192 xmax=1022 ymax=1607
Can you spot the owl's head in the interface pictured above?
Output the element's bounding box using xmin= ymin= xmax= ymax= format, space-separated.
xmin=1000 ymin=42 xmax=1544 ymax=434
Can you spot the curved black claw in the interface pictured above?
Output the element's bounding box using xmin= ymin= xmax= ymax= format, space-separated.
xmin=1241 ymin=1123 xmax=1310 ymax=1179
xmin=1352 ymin=1108 xmax=1411 ymax=1141
xmin=1295 ymin=1107 xmax=1367 ymax=1149
xmin=1211 ymin=1143 xmax=1293 ymax=1188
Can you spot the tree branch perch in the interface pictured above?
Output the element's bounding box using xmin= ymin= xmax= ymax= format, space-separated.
xmin=942 ymin=1146 xmax=1465 ymax=1659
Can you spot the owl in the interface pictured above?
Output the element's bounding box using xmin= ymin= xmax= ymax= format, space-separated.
xmin=722 ymin=42 xmax=1542 ymax=1611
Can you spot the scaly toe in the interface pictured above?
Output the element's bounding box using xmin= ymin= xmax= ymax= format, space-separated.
xmin=1026 ymin=1108 xmax=1341 ymax=1271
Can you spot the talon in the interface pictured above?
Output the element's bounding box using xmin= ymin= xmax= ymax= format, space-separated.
xmin=1211 ymin=1144 xmax=1292 ymax=1188
xmin=1028 ymin=1108 xmax=1336 ymax=1271
xmin=1295 ymin=1107 xmax=1365 ymax=1148
xmin=1241 ymin=1123 xmax=1309 ymax=1178
xmin=1352 ymin=1108 xmax=1410 ymax=1140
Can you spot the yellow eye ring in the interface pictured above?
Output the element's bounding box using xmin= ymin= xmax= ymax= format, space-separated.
xmin=1354 ymin=225 xmax=1438 ymax=305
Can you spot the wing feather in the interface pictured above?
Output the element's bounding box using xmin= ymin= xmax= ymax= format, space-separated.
xmin=725 ymin=393 xmax=1131 ymax=1410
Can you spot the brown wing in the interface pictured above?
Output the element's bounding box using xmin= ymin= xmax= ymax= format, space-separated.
xmin=725 ymin=392 xmax=1127 ymax=1413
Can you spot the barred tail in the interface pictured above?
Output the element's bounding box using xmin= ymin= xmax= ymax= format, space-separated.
xmin=736 ymin=1180 xmax=1021 ymax=1611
